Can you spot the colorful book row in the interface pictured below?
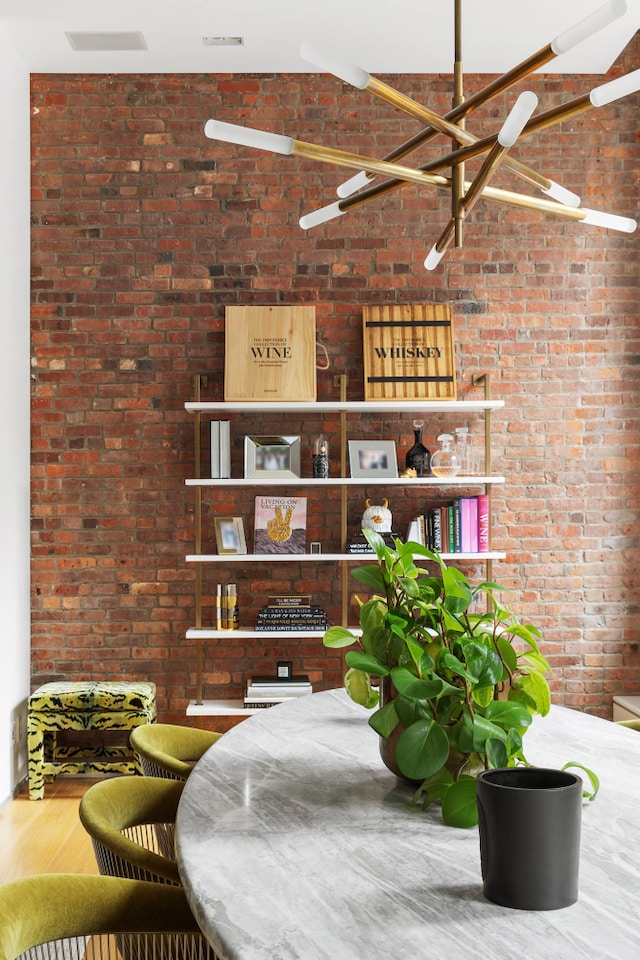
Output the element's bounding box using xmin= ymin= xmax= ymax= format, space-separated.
xmin=406 ymin=494 xmax=490 ymax=554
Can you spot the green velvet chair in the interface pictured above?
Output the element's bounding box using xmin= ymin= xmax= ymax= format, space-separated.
xmin=615 ymin=718 xmax=640 ymax=730
xmin=79 ymin=775 xmax=184 ymax=885
xmin=0 ymin=874 xmax=218 ymax=960
xmin=130 ymin=723 xmax=222 ymax=780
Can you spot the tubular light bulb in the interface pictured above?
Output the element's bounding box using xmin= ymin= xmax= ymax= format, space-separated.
xmin=551 ymin=0 xmax=627 ymax=56
xmin=580 ymin=209 xmax=637 ymax=233
xmin=336 ymin=171 xmax=372 ymax=198
xmin=299 ymin=201 xmax=345 ymax=230
xmin=299 ymin=44 xmax=370 ymax=89
xmin=542 ymin=180 xmax=581 ymax=207
xmin=204 ymin=119 xmax=294 ymax=155
xmin=424 ymin=245 xmax=446 ymax=271
xmin=590 ymin=69 xmax=640 ymax=107
xmin=497 ymin=92 xmax=538 ymax=148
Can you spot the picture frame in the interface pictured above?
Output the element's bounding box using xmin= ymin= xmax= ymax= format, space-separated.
xmin=214 ymin=517 xmax=247 ymax=555
xmin=348 ymin=440 xmax=398 ymax=479
xmin=244 ymin=435 xmax=301 ymax=480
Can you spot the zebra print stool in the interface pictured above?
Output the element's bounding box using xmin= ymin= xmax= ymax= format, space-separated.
xmin=27 ymin=681 xmax=157 ymax=799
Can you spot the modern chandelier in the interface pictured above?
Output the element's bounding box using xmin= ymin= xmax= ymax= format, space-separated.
xmin=205 ymin=0 xmax=639 ymax=269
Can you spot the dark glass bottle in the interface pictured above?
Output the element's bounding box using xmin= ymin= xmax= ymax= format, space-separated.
xmin=405 ymin=420 xmax=431 ymax=477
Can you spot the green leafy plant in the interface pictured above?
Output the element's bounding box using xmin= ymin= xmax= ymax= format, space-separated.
xmin=324 ymin=530 xmax=597 ymax=828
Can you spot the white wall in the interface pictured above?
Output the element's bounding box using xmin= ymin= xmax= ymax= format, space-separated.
xmin=0 ymin=28 xmax=31 ymax=805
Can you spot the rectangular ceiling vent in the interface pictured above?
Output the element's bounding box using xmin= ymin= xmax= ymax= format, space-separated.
xmin=202 ymin=36 xmax=244 ymax=47
xmin=65 ymin=31 xmax=147 ymax=52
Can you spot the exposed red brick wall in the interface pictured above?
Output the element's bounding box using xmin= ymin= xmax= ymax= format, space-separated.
xmin=31 ymin=40 xmax=640 ymax=724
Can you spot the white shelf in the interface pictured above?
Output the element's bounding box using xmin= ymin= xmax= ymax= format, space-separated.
xmin=186 ymin=698 xmax=264 ymax=717
xmin=186 ymin=628 xmax=328 ymax=640
xmin=186 ymin=551 xmax=507 ymax=563
xmin=186 ymin=399 xmax=504 ymax=414
xmin=186 ymin=475 xmax=505 ymax=487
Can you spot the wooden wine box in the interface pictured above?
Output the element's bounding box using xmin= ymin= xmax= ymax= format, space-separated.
xmin=362 ymin=303 xmax=456 ymax=401
xmin=224 ymin=305 xmax=317 ymax=402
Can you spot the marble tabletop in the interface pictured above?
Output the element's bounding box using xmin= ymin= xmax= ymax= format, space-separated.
xmin=176 ymin=689 xmax=640 ymax=960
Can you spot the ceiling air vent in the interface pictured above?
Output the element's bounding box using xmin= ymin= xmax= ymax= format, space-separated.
xmin=65 ymin=32 xmax=147 ymax=52
xmin=202 ymin=37 xmax=244 ymax=47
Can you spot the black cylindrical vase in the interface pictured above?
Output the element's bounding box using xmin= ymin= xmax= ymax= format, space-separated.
xmin=476 ymin=767 xmax=583 ymax=911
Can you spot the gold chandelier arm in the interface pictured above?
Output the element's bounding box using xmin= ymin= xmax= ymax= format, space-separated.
xmin=349 ymin=74 xmax=580 ymax=205
xmin=291 ymin=133 xmax=633 ymax=226
xmin=427 ymin=91 xmax=540 ymax=269
xmin=340 ymin=0 xmax=628 ymax=172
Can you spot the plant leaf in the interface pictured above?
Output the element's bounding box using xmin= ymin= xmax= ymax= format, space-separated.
xmin=413 ymin=768 xmax=454 ymax=809
xmin=484 ymin=700 xmax=533 ymax=729
xmin=519 ymin=670 xmax=551 ymax=716
xmin=344 ymin=650 xmax=389 ymax=676
xmin=343 ymin=668 xmax=379 ymax=708
xmin=351 ymin=565 xmax=387 ymax=591
xmin=441 ymin=776 xmax=479 ymax=828
xmin=562 ymin=761 xmax=600 ymax=801
xmin=486 ymin=737 xmax=508 ymax=768
xmin=368 ymin=700 xmax=399 ymax=738
xmin=323 ymin=626 xmax=358 ymax=649
xmin=472 ymin=684 xmax=495 ymax=708
xmin=472 ymin=715 xmax=508 ymax=749
xmin=396 ymin=719 xmax=450 ymax=780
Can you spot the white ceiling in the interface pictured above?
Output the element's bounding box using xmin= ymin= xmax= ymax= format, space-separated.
xmin=2 ymin=0 xmax=638 ymax=75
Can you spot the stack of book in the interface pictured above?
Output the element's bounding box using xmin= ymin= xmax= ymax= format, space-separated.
xmin=347 ymin=532 xmax=400 ymax=554
xmin=244 ymin=675 xmax=313 ymax=709
xmin=254 ymin=595 xmax=329 ymax=633
xmin=406 ymin=494 xmax=489 ymax=554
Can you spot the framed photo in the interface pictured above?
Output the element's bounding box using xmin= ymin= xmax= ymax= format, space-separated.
xmin=244 ymin=435 xmax=301 ymax=480
xmin=214 ymin=517 xmax=247 ymax=555
xmin=348 ymin=440 xmax=398 ymax=479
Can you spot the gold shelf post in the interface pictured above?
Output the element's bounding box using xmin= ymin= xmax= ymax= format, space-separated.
xmin=473 ymin=372 xmax=493 ymax=594
xmin=192 ymin=374 xmax=207 ymax=706
xmin=335 ymin=373 xmax=350 ymax=627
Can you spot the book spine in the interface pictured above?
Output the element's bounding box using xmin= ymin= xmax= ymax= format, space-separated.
xmin=469 ymin=497 xmax=479 ymax=553
xmin=452 ymin=499 xmax=462 ymax=553
xmin=447 ymin=505 xmax=455 ymax=553
xmin=210 ymin=421 xmax=220 ymax=479
xmin=440 ymin=506 xmax=448 ymax=553
xmin=256 ymin=609 xmax=326 ymax=620
xmin=268 ymin=596 xmax=311 ymax=608
xmin=219 ymin=420 xmax=231 ymax=479
xmin=477 ymin=493 xmax=490 ymax=552
xmin=431 ymin=508 xmax=442 ymax=552
xmin=460 ymin=498 xmax=472 ymax=553
xmin=215 ymin=583 xmax=223 ymax=630
xmin=254 ymin=625 xmax=327 ymax=632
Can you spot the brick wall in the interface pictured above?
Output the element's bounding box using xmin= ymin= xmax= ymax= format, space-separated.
xmin=30 ymin=40 xmax=640 ymax=724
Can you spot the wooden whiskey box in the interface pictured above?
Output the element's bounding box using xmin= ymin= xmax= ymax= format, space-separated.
xmin=362 ymin=304 xmax=456 ymax=401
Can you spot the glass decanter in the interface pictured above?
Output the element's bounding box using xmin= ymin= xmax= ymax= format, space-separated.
xmin=430 ymin=433 xmax=460 ymax=477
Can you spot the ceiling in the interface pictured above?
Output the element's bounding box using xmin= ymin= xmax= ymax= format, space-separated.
xmin=2 ymin=0 xmax=638 ymax=76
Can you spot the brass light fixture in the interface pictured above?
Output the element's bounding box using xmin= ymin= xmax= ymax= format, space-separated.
xmin=205 ymin=0 xmax=638 ymax=269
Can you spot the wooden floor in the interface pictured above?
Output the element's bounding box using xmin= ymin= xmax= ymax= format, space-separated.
xmin=0 ymin=777 xmax=100 ymax=885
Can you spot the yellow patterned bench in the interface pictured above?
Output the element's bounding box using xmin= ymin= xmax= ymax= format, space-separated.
xmin=27 ymin=681 xmax=157 ymax=800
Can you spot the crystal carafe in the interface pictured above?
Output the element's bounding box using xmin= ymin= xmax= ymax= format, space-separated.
xmin=454 ymin=426 xmax=471 ymax=475
xmin=430 ymin=433 xmax=460 ymax=477
xmin=405 ymin=420 xmax=431 ymax=476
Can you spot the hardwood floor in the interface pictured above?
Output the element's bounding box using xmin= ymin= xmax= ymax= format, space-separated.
xmin=0 ymin=777 xmax=100 ymax=884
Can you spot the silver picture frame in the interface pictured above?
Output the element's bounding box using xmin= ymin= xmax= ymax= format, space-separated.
xmin=348 ymin=440 xmax=398 ymax=479
xmin=244 ymin=435 xmax=301 ymax=480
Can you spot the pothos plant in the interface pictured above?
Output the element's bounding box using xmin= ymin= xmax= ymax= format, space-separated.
xmin=324 ymin=530 xmax=598 ymax=828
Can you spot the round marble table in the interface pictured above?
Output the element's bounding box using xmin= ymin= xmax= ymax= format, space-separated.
xmin=176 ymin=689 xmax=640 ymax=960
